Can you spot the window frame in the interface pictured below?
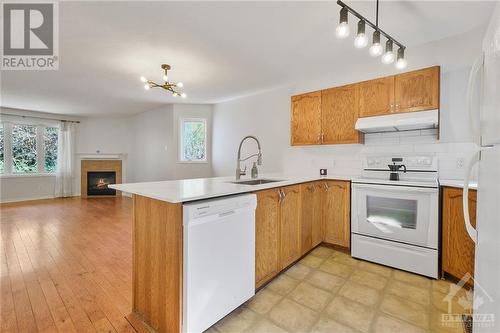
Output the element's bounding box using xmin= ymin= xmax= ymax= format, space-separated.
xmin=0 ymin=122 xmax=59 ymax=177
xmin=178 ymin=117 xmax=208 ymax=163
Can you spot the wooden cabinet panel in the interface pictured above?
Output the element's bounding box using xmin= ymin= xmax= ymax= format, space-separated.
xmin=255 ymin=189 xmax=281 ymax=288
xmin=322 ymin=180 xmax=350 ymax=248
xmin=394 ymin=66 xmax=440 ymax=113
xmin=291 ymin=92 xmax=322 ymax=146
xmin=321 ymin=84 xmax=363 ymax=144
xmin=442 ymin=187 xmax=477 ymax=280
xmin=359 ymin=76 xmax=395 ymax=117
xmin=300 ymin=182 xmax=323 ymax=255
xmin=279 ymin=185 xmax=302 ymax=269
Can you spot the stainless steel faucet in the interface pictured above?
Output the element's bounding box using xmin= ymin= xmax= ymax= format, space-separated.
xmin=236 ymin=135 xmax=262 ymax=180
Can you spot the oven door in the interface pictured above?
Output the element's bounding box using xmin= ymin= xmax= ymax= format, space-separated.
xmin=351 ymin=183 xmax=438 ymax=248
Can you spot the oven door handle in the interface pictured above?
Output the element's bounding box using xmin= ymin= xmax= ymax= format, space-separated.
xmin=352 ymin=183 xmax=437 ymax=193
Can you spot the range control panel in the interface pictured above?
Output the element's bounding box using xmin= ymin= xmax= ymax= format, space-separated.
xmin=364 ymin=155 xmax=437 ymax=171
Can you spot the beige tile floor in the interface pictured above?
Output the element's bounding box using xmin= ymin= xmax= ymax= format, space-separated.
xmin=207 ymin=246 xmax=472 ymax=333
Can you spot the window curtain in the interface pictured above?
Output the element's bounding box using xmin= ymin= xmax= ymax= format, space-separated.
xmin=55 ymin=122 xmax=76 ymax=197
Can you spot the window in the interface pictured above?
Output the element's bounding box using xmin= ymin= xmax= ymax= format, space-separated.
xmin=12 ymin=124 xmax=38 ymax=173
xmin=0 ymin=123 xmax=59 ymax=175
xmin=180 ymin=119 xmax=207 ymax=162
xmin=44 ymin=127 xmax=58 ymax=173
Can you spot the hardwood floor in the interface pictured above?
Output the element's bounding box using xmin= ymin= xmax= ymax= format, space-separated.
xmin=0 ymin=197 xmax=135 ymax=333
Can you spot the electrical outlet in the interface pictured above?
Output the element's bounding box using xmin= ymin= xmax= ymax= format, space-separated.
xmin=320 ymin=169 xmax=327 ymax=176
xmin=456 ymin=158 xmax=465 ymax=169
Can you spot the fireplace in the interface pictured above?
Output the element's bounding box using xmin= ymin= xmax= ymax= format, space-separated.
xmin=87 ymin=171 xmax=116 ymax=196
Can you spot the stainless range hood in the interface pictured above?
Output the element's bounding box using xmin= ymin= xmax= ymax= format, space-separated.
xmin=355 ymin=110 xmax=439 ymax=133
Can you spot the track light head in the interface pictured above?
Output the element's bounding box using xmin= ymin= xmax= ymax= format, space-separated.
xmin=381 ymin=39 xmax=395 ymax=64
xmin=369 ymin=30 xmax=383 ymax=57
xmin=395 ymin=47 xmax=407 ymax=69
xmin=354 ymin=20 xmax=368 ymax=49
xmin=336 ymin=7 xmax=350 ymax=39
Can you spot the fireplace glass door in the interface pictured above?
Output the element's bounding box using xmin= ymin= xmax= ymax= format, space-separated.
xmin=87 ymin=171 xmax=116 ymax=196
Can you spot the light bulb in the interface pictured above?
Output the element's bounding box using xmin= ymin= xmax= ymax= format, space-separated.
xmin=163 ymin=74 xmax=169 ymax=82
xmin=335 ymin=22 xmax=350 ymax=39
xmin=369 ymin=43 xmax=383 ymax=56
xmin=354 ymin=20 xmax=367 ymax=48
xmin=381 ymin=51 xmax=395 ymax=64
xmin=144 ymin=84 xmax=150 ymax=90
xmin=180 ymin=93 xmax=187 ymax=98
xmin=140 ymin=76 xmax=147 ymax=82
xmin=381 ymin=39 xmax=395 ymax=64
xmin=396 ymin=58 xmax=407 ymax=69
xmin=369 ymin=31 xmax=383 ymax=57
xmin=173 ymin=92 xmax=178 ymax=97
xmin=335 ymin=7 xmax=349 ymax=39
xmin=177 ymin=82 xmax=184 ymax=88
xmin=395 ymin=47 xmax=407 ymax=69
xmin=354 ymin=33 xmax=368 ymax=48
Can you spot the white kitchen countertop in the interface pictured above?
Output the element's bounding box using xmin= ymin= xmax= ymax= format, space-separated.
xmin=439 ymin=179 xmax=478 ymax=190
xmin=109 ymin=173 xmax=354 ymax=203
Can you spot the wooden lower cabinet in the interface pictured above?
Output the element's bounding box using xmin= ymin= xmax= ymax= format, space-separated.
xmin=300 ymin=182 xmax=323 ymax=254
xmin=255 ymin=188 xmax=281 ymax=288
xmin=322 ymin=180 xmax=351 ymax=248
xmin=442 ymin=187 xmax=477 ymax=280
xmin=279 ymin=185 xmax=302 ymax=269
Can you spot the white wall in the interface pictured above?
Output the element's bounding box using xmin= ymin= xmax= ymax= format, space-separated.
xmin=212 ymin=28 xmax=484 ymax=181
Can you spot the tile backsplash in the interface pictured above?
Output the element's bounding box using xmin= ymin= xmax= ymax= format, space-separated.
xmin=283 ymin=129 xmax=478 ymax=181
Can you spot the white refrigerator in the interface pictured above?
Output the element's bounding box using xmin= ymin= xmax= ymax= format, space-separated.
xmin=463 ymin=3 xmax=500 ymax=332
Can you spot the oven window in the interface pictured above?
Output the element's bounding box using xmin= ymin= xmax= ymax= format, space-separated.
xmin=366 ymin=196 xmax=417 ymax=230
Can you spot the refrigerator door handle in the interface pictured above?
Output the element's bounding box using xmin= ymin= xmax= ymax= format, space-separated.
xmin=463 ymin=151 xmax=480 ymax=244
xmin=466 ymin=55 xmax=484 ymax=143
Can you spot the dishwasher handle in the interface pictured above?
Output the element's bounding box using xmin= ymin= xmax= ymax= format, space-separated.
xmin=187 ymin=206 xmax=254 ymax=227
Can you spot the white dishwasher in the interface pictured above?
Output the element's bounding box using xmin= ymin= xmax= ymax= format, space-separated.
xmin=182 ymin=194 xmax=257 ymax=333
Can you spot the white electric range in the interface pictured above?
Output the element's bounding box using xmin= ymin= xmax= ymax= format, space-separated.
xmin=351 ymin=155 xmax=439 ymax=278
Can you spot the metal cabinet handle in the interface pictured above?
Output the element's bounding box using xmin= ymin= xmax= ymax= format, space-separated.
xmin=324 ymin=183 xmax=329 ymax=192
xmin=278 ymin=189 xmax=283 ymax=204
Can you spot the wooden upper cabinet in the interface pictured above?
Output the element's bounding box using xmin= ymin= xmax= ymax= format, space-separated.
xmin=321 ymin=84 xmax=363 ymax=144
xmin=291 ymin=91 xmax=322 ymax=146
xmin=394 ymin=66 xmax=440 ymax=113
xmin=442 ymin=187 xmax=477 ymax=281
xmin=359 ymin=76 xmax=395 ymax=117
xmin=255 ymin=189 xmax=281 ymax=288
xmin=279 ymin=185 xmax=302 ymax=269
xmin=322 ymin=180 xmax=350 ymax=248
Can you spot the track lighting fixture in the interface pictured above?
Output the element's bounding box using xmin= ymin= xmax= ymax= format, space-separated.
xmin=336 ymin=7 xmax=350 ymax=38
xmin=140 ymin=64 xmax=186 ymax=98
xmin=335 ymin=0 xmax=407 ymax=69
xmin=354 ymin=20 xmax=368 ymax=49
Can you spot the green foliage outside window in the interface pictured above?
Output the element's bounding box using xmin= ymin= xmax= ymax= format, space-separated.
xmin=182 ymin=121 xmax=206 ymax=161
xmin=12 ymin=124 xmax=37 ymax=173
xmin=44 ymin=127 xmax=58 ymax=173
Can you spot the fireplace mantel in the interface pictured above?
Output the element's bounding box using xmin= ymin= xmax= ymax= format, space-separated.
xmin=81 ymin=159 xmax=122 ymax=198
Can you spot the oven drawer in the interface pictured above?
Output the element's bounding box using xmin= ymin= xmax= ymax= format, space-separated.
xmin=352 ymin=233 xmax=438 ymax=278
xmin=351 ymin=183 xmax=438 ymax=248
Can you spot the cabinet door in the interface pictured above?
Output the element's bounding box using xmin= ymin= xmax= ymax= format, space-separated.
xmin=442 ymin=187 xmax=477 ymax=280
xmin=311 ymin=182 xmax=324 ymax=247
xmin=322 ymin=180 xmax=350 ymax=248
xmin=321 ymin=85 xmax=363 ymax=144
xmin=291 ymin=92 xmax=322 ymax=146
xmin=394 ymin=66 xmax=440 ymax=113
xmin=358 ymin=76 xmax=395 ymax=117
xmin=255 ymin=189 xmax=281 ymax=288
xmin=280 ymin=185 xmax=302 ymax=269
xmin=300 ymin=182 xmax=323 ymax=254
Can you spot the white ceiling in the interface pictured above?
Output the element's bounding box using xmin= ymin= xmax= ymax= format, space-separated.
xmin=0 ymin=1 xmax=495 ymax=116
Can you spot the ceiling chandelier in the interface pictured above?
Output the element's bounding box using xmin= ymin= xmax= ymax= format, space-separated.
xmin=335 ymin=0 xmax=407 ymax=69
xmin=140 ymin=64 xmax=186 ymax=98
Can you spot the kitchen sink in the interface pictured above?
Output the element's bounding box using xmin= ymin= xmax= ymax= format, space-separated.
xmin=229 ymin=179 xmax=283 ymax=185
